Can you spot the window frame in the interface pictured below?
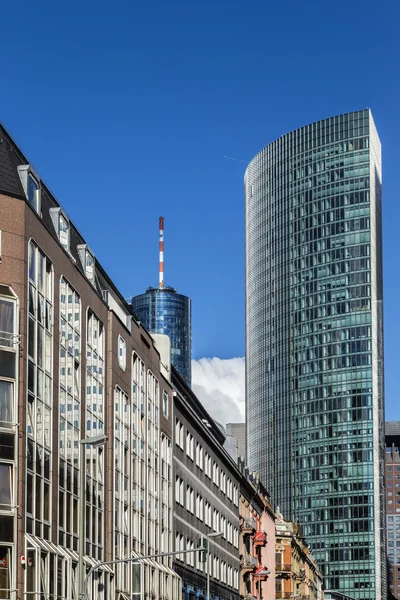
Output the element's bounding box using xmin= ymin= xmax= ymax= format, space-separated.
xmin=18 ymin=165 xmax=41 ymax=214
xmin=77 ymin=245 xmax=95 ymax=284
xmin=162 ymin=390 xmax=168 ymax=419
xmin=0 ymin=460 xmax=13 ymax=510
xmin=0 ymin=379 xmax=14 ymax=428
xmin=118 ymin=335 xmax=126 ymax=371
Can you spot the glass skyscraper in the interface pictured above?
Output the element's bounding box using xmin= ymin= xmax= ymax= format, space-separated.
xmin=245 ymin=110 xmax=385 ymax=598
xmin=132 ymin=287 xmax=192 ymax=385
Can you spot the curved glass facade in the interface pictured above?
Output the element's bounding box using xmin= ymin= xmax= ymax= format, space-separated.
xmin=132 ymin=287 xmax=192 ymax=386
xmin=245 ymin=110 xmax=385 ymax=598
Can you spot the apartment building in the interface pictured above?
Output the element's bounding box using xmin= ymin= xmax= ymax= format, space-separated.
xmin=0 ymin=125 xmax=181 ymax=599
xmin=172 ymin=367 xmax=241 ymax=600
xmin=275 ymin=509 xmax=323 ymax=600
xmin=238 ymin=466 xmax=275 ymax=600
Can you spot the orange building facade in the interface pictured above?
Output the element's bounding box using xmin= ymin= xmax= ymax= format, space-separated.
xmin=275 ymin=509 xmax=323 ymax=600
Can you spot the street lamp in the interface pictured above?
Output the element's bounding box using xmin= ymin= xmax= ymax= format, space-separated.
xmin=256 ymin=569 xmax=271 ymax=600
xmin=205 ymin=531 xmax=224 ymax=600
xmin=78 ymin=433 xmax=108 ymax=600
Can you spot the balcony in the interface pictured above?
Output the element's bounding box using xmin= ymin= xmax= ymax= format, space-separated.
xmin=276 ymin=564 xmax=291 ymax=573
xmin=253 ymin=530 xmax=267 ymax=546
xmin=275 ymin=593 xmax=292 ymax=600
xmin=241 ymin=554 xmax=257 ymax=573
xmin=296 ymin=568 xmax=306 ymax=581
xmin=255 ymin=565 xmax=271 ymax=580
xmin=241 ymin=517 xmax=256 ymax=535
xmin=276 ymin=564 xmax=292 ymax=579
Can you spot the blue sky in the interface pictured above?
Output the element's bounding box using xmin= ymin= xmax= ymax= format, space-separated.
xmin=1 ymin=0 xmax=399 ymax=418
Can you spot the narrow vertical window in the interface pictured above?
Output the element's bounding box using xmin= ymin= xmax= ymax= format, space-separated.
xmin=0 ymin=298 xmax=15 ymax=348
xmin=162 ymin=390 xmax=168 ymax=418
xmin=118 ymin=336 xmax=126 ymax=371
xmin=18 ymin=165 xmax=41 ymax=214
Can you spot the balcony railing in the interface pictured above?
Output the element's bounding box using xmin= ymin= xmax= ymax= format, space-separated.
xmin=275 ymin=593 xmax=292 ymax=599
xmin=241 ymin=554 xmax=257 ymax=571
xmin=241 ymin=517 xmax=256 ymax=534
xmin=253 ymin=530 xmax=267 ymax=545
xmin=276 ymin=564 xmax=292 ymax=572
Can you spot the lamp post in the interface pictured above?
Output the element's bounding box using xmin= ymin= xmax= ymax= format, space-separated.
xmin=206 ymin=531 xmax=224 ymax=600
xmin=256 ymin=568 xmax=270 ymax=600
xmin=78 ymin=433 xmax=108 ymax=600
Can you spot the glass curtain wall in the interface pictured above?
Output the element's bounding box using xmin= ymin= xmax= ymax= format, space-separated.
xmin=245 ymin=110 xmax=385 ymax=599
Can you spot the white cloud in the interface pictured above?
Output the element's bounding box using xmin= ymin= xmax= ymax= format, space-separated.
xmin=191 ymin=357 xmax=245 ymax=427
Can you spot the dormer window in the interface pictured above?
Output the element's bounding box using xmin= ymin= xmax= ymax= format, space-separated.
xmin=50 ymin=208 xmax=70 ymax=251
xmin=77 ymin=245 xmax=95 ymax=283
xmin=17 ymin=165 xmax=41 ymax=214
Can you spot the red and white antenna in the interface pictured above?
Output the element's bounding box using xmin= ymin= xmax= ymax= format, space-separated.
xmin=159 ymin=216 xmax=164 ymax=288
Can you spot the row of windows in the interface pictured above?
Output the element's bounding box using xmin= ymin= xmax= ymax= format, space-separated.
xmin=174 ymin=533 xmax=239 ymax=588
xmin=0 ymin=285 xmax=18 ymax=600
xmin=20 ymin=165 xmax=96 ymax=285
xmin=174 ymin=476 xmax=239 ymax=548
xmin=175 ymin=419 xmax=239 ymax=505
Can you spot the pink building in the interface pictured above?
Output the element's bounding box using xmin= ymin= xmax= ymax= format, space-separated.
xmin=239 ymin=467 xmax=276 ymax=599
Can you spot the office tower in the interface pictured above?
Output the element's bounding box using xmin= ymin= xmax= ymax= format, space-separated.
xmin=245 ymin=110 xmax=385 ymax=598
xmin=0 ymin=125 xmax=181 ymax=599
xmin=226 ymin=423 xmax=246 ymax=460
xmin=385 ymin=422 xmax=400 ymax=598
xmin=132 ymin=218 xmax=192 ymax=386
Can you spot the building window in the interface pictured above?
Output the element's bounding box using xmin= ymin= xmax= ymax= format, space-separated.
xmin=175 ymin=419 xmax=184 ymax=449
xmin=162 ymin=391 xmax=168 ymax=418
xmin=58 ymin=277 xmax=79 ymax=549
xmin=0 ymin=381 xmax=13 ymax=427
xmin=50 ymin=208 xmax=70 ymax=251
xmin=27 ymin=242 xmax=53 ymax=541
xmin=0 ymin=462 xmax=12 ymax=509
xmin=77 ymin=245 xmax=95 ymax=283
xmin=27 ymin=174 xmax=39 ymax=210
xmin=0 ymin=298 xmax=15 ymax=349
xmin=186 ymin=432 xmax=194 ymax=460
xmin=0 ymin=546 xmax=12 ymax=595
xmin=118 ymin=336 xmax=126 ymax=371
xmin=18 ymin=165 xmax=41 ymax=214
xmin=186 ymin=485 xmax=194 ymax=514
xmin=205 ymin=453 xmax=211 ymax=478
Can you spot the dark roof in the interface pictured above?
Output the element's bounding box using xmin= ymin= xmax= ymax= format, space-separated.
xmin=386 ymin=421 xmax=400 ymax=446
xmin=0 ymin=126 xmax=28 ymax=199
xmin=386 ymin=422 xmax=400 ymax=436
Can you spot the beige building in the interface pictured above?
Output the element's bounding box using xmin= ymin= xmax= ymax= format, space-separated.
xmin=275 ymin=509 xmax=323 ymax=600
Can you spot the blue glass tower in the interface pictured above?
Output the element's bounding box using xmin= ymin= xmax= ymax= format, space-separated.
xmin=245 ymin=110 xmax=385 ymax=598
xmin=132 ymin=287 xmax=192 ymax=385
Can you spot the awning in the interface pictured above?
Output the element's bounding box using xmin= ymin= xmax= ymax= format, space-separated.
xmin=25 ymin=535 xmax=113 ymax=574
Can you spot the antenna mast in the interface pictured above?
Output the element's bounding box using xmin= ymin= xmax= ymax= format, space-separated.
xmin=159 ymin=216 xmax=164 ymax=288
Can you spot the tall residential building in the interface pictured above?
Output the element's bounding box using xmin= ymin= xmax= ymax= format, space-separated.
xmin=0 ymin=125 xmax=181 ymax=599
xmin=132 ymin=218 xmax=192 ymax=386
xmin=245 ymin=110 xmax=385 ymax=598
xmin=385 ymin=422 xmax=400 ymax=598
